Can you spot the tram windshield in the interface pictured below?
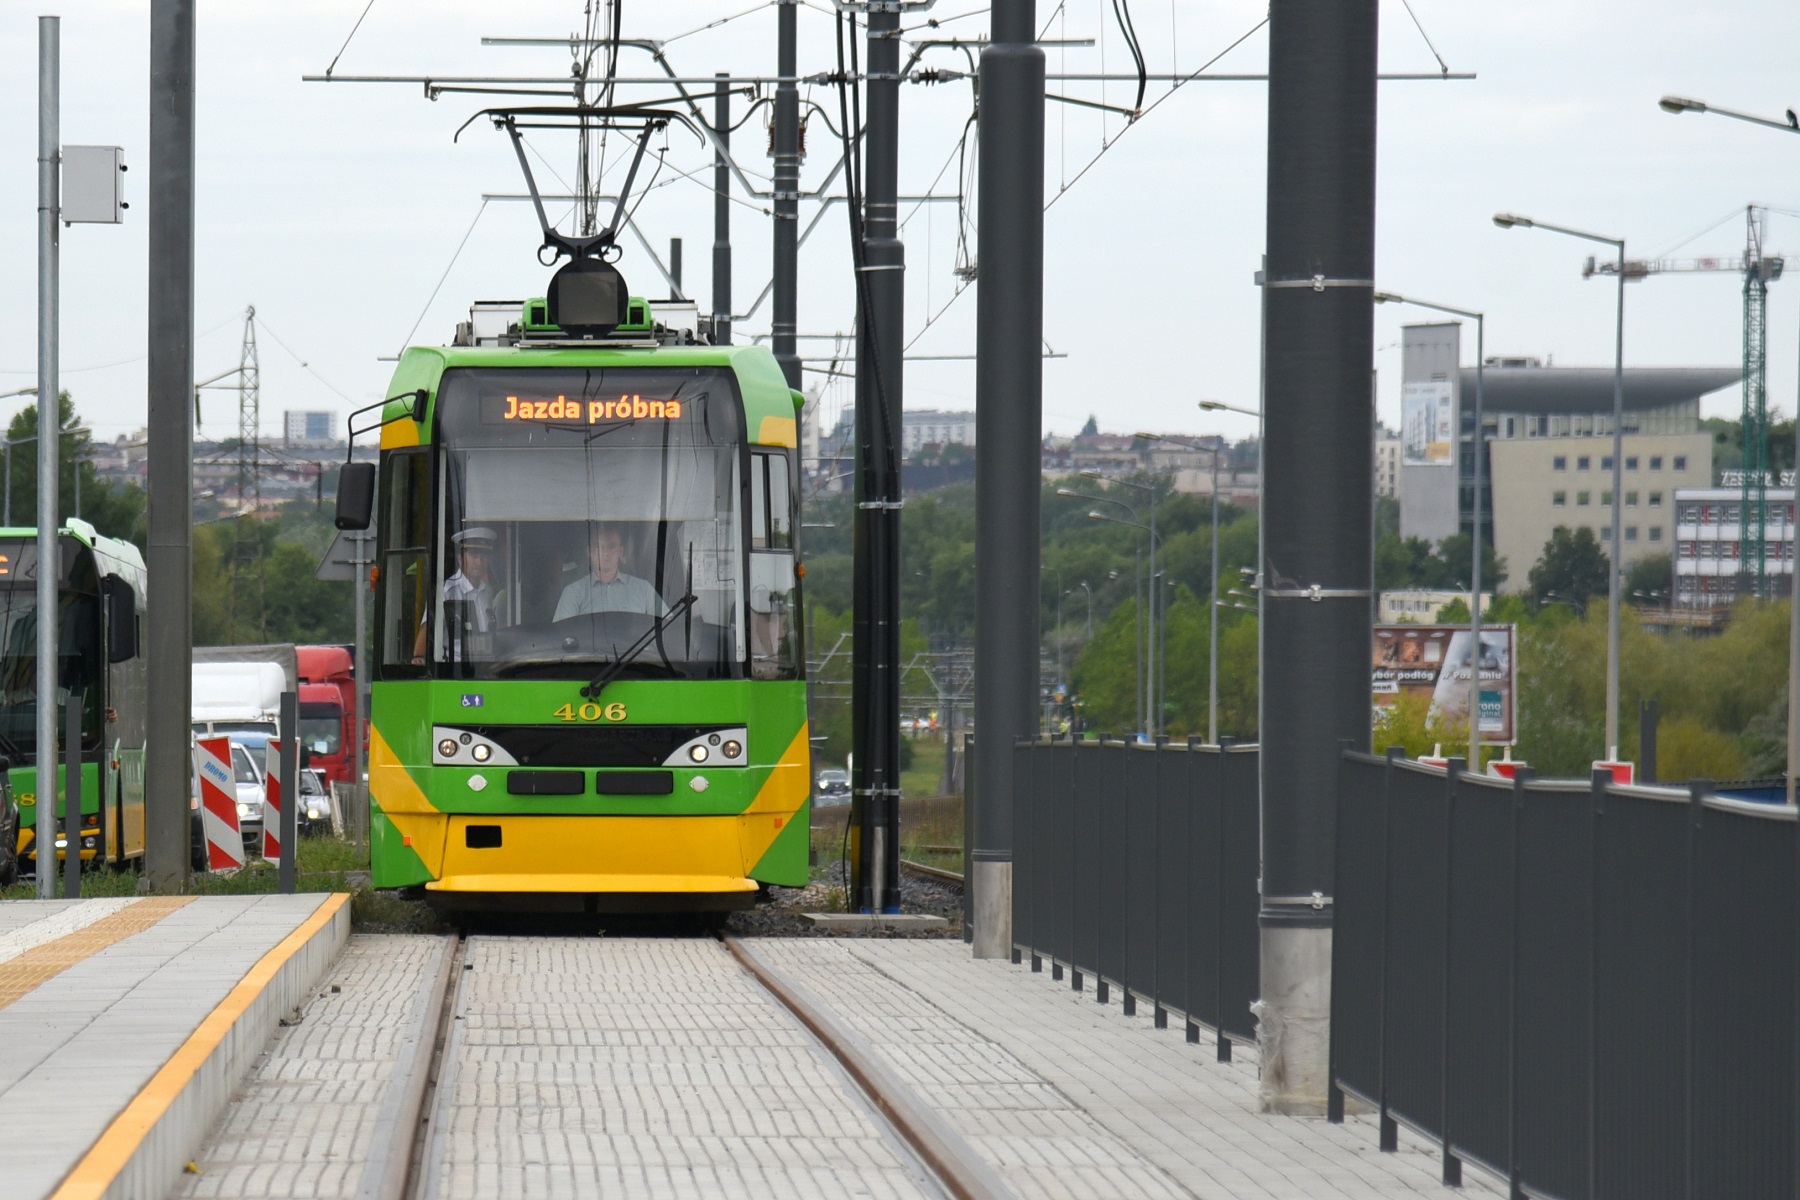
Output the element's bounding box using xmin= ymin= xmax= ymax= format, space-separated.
xmin=0 ymin=540 xmax=104 ymax=753
xmin=399 ymin=367 xmax=747 ymax=681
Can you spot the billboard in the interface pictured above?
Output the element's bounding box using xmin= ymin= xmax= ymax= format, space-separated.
xmin=1401 ymin=380 xmax=1456 ymax=466
xmin=1372 ymin=624 xmax=1516 ymax=744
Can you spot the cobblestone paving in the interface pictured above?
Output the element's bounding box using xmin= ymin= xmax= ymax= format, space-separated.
xmin=753 ymin=939 xmax=1508 ymax=1200
xmin=423 ymin=937 xmax=946 ymax=1200
xmin=176 ymin=934 xmax=450 ymax=1200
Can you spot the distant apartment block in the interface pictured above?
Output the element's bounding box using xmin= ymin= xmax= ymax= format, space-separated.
xmin=1673 ymin=481 xmax=1797 ymax=607
xmin=1375 ymin=436 xmax=1401 ymax=499
xmin=284 ymin=410 xmax=339 ymax=445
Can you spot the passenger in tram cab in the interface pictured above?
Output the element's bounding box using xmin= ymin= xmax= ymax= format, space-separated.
xmin=413 ymin=526 xmax=503 ymax=663
xmin=553 ymin=521 xmax=668 ymax=620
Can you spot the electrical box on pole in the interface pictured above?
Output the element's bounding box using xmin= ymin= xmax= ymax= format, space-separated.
xmin=1584 ymin=205 xmax=1786 ymax=599
xmin=61 ymin=145 xmax=126 ymax=224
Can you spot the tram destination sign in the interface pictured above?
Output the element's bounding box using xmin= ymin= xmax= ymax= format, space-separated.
xmin=1372 ymin=623 xmax=1516 ymax=744
xmin=484 ymin=393 xmax=686 ymax=425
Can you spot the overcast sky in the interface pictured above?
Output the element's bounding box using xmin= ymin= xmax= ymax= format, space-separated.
xmin=3 ymin=1 xmax=1798 ymax=452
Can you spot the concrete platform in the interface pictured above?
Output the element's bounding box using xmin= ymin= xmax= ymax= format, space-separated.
xmin=0 ymin=893 xmax=350 ymax=1200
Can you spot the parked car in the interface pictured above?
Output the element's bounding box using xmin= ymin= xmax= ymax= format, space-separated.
xmin=815 ymin=768 xmax=851 ymax=804
xmin=296 ymin=767 xmax=334 ymax=836
xmin=230 ymin=741 xmax=264 ymax=856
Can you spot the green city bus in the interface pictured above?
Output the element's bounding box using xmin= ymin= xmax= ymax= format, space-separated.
xmin=0 ymin=519 xmax=147 ymax=871
xmin=341 ymin=293 xmax=811 ymax=911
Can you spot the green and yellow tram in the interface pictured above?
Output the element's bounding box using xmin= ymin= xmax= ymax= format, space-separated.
xmin=341 ymin=291 xmax=810 ymax=911
xmin=0 ymin=519 xmax=147 ymax=873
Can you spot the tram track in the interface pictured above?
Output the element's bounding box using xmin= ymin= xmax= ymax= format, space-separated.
xmin=724 ymin=935 xmax=1009 ymax=1200
xmin=898 ymin=857 xmax=965 ymax=890
xmin=386 ymin=926 xmax=1003 ymax=1200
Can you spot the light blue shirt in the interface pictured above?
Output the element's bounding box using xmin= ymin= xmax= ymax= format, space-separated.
xmin=553 ymin=572 xmax=667 ymax=620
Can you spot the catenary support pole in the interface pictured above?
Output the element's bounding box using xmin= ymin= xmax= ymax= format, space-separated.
xmin=1469 ymin=320 xmax=1485 ymax=767
xmin=352 ymin=531 xmax=370 ymax=848
xmin=1209 ymin=449 xmax=1220 ymax=744
xmin=851 ymin=3 xmax=907 ymax=914
xmin=145 ymin=0 xmax=197 ymax=893
xmin=1258 ymin=0 xmax=1378 ymax=1112
xmin=712 ymin=74 xmax=732 ymax=345
xmin=971 ymin=0 xmax=1043 ymax=954
xmin=36 ymin=17 xmax=61 ymax=900
xmin=772 ymin=1 xmax=802 ymax=390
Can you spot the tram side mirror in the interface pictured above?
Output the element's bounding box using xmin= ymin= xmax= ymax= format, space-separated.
xmin=102 ymin=577 xmax=138 ymax=663
xmin=336 ymin=462 xmax=376 ymax=531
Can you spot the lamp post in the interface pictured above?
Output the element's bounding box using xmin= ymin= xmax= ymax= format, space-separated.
xmin=1088 ymin=509 xmax=1161 ymax=738
xmin=1062 ymin=486 xmax=1143 ymax=734
xmin=1075 ymin=581 xmax=1093 ymax=638
xmin=1495 ymin=211 xmax=1626 ymax=761
xmin=1084 ymin=469 xmax=1162 ymax=736
xmin=1140 ymin=431 xmax=1228 ymax=743
xmin=1374 ymin=291 xmax=1487 ymax=767
xmin=1659 ymin=95 xmax=1800 ymax=807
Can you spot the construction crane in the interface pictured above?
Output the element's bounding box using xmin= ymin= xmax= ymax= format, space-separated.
xmin=1584 ymin=205 xmax=1785 ymax=600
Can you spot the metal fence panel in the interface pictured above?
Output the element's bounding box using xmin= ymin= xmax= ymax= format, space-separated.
xmin=1187 ymin=745 xmax=1224 ymax=1031
xmin=1593 ymin=790 xmax=1689 ymax=1200
xmin=1126 ymin=745 xmax=1161 ymax=1002
xmin=1014 ymin=740 xmax=1036 ymax=954
xmin=1515 ymin=781 xmax=1594 ymax=1200
xmin=1052 ymin=739 xmax=1079 ymax=969
xmin=1154 ymin=747 xmax=1191 ymax=1020
xmin=1071 ymin=740 xmax=1108 ymax=983
xmin=1097 ymin=743 xmax=1134 ymax=990
xmin=1383 ymin=762 xmax=1449 ymax=1138
xmin=1445 ymin=771 xmax=1514 ymax=1178
xmin=1331 ymin=752 xmax=1389 ymax=1107
xmin=1692 ymin=801 xmax=1794 ymax=1197
xmin=1219 ymin=747 xmax=1261 ymax=1044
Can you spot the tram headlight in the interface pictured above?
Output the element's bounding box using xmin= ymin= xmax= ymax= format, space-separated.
xmin=722 ymin=740 xmax=742 ymax=760
xmin=471 ymin=743 xmax=491 ymax=763
xmin=438 ymin=738 xmax=460 ymax=759
xmin=688 ymin=744 xmax=710 ymax=763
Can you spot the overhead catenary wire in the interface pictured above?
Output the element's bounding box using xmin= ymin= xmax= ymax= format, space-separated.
xmin=396 ymin=197 xmax=491 ymax=356
xmin=324 ymin=0 xmax=379 ymax=78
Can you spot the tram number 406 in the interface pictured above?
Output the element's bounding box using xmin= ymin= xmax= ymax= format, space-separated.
xmin=554 ymin=701 xmax=628 ymax=723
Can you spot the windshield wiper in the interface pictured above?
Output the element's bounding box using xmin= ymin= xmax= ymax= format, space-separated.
xmin=578 ymin=590 xmax=698 ymax=701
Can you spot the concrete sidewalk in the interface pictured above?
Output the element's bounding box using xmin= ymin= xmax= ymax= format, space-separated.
xmin=0 ymin=894 xmax=349 ymax=1200
xmin=751 ymin=939 xmax=1503 ymax=1200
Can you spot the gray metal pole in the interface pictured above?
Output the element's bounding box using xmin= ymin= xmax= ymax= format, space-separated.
xmin=1789 ymin=386 xmax=1800 ymax=806
xmin=1210 ymin=449 xmax=1220 ymax=744
xmin=145 ymin=0 xmax=197 ymax=893
xmin=1136 ymin=546 xmax=1143 ymax=736
xmin=1607 ymin=248 xmax=1625 ymax=759
xmin=1259 ymin=0 xmax=1378 ymax=1113
xmin=1149 ymin=493 xmax=1159 ymax=737
xmin=970 ymin=0 xmax=1042 ymax=954
xmin=712 ymin=74 xmax=732 ymax=345
xmin=36 ymin=17 xmax=61 ymax=900
xmin=668 ymin=236 xmax=683 ymax=297
xmin=63 ymin=691 xmax=80 ymax=898
xmin=1469 ymin=319 xmax=1484 ymax=767
xmin=278 ymin=690 xmax=297 ymax=893
xmin=772 ymin=1 xmax=802 ymax=390
xmin=852 ymin=3 xmax=907 ymax=915
xmin=5 ymin=442 xmax=12 ymax=527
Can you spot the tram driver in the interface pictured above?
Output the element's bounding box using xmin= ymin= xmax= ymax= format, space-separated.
xmin=554 ymin=522 xmax=668 ymax=620
xmin=413 ymin=526 xmax=502 ymax=664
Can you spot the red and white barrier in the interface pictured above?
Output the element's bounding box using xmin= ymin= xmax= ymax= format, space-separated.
xmin=194 ymin=737 xmax=244 ymax=870
xmin=1594 ymin=758 xmax=1635 ymax=785
xmin=263 ymin=740 xmax=284 ymax=865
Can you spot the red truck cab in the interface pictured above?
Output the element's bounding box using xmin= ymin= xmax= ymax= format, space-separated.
xmin=296 ymin=645 xmax=356 ymax=787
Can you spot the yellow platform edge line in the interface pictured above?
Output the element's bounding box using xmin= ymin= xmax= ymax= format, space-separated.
xmin=48 ymin=892 xmax=351 ymax=1200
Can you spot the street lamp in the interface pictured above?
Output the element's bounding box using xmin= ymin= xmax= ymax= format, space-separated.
xmin=3 ymin=424 xmax=92 ymax=527
xmin=1198 ymin=399 xmax=1262 ymax=419
xmin=1084 ymin=471 xmax=1164 ymax=738
xmin=1089 ymin=509 xmax=1163 ymax=738
xmin=1073 ymin=581 xmax=1093 ymax=638
xmin=1140 ymin=430 xmax=1228 ymax=744
xmin=1659 ymin=94 xmax=1800 ymax=134
xmin=1660 ymin=94 xmax=1800 ymax=809
xmin=1374 ymin=290 xmax=1488 ymax=767
xmin=1068 ymin=488 xmax=1146 ymax=736
xmin=1496 ymin=211 xmax=1627 ymax=762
